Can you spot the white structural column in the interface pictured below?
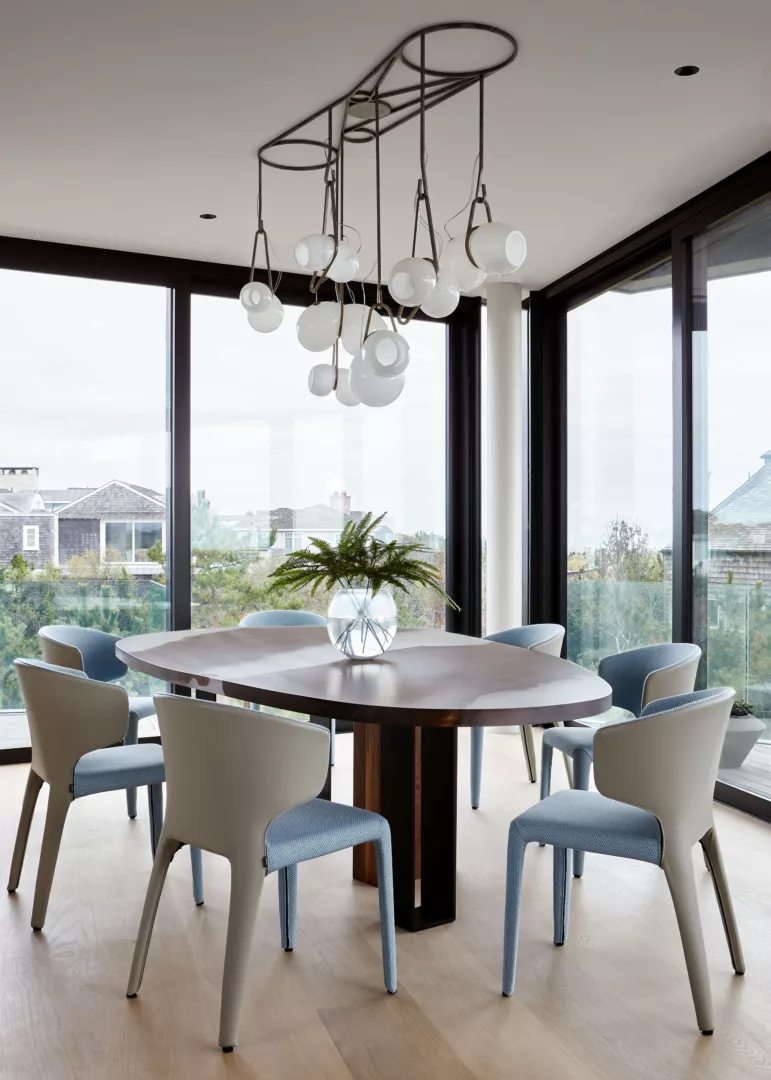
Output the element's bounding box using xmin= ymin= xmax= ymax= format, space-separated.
xmin=485 ymin=281 xmax=524 ymax=636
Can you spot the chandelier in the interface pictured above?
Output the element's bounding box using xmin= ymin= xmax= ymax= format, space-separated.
xmin=240 ymin=22 xmax=524 ymax=407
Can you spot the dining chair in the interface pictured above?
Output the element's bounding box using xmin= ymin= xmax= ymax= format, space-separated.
xmin=127 ymin=694 xmax=396 ymax=1052
xmin=7 ymin=659 xmax=203 ymax=930
xmin=39 ymin=624 xmax=157 ymax=820
xmin=239 ymin=609 xmax=336 ymax=765
xmin=540 ymin=641 xmax=701 ymax=876
xmin=502 ymin=687 xmax=743 ymax=1035
xmin=470 ymin=624 xmax=566 ymax=808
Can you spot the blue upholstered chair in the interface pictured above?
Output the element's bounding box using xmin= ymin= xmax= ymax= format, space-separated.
xmin=7 ymin=659 xmax=203 ymax=930
xmin=239 ymin=610 xmax=336 ymax=766
xmin=540 ymin=642 xmax=701 ymax=876
xmin=470 ymin=624 xmax=565 ymax=808
xmin=502 ymin=688 xmax=744 ymax=1036
xmin=39 ymin=624 xmax=158 ymax=820
xmin=127 ymin=694 xmax=396 ymax=1052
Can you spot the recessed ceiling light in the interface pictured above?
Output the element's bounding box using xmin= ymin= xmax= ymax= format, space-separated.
xmin=199 ymin=212 xmax=217 ymax=220
xmin=674 ymin=65 xmax=700 ymax=77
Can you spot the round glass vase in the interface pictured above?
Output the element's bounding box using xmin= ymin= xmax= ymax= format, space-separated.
xmin=326 ymin=587 xmax=398 ymax=659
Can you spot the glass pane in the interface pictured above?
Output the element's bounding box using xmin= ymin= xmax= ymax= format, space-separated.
xmin=567 ymin=261 xmax=673 ymax=689
xmin=0 ymin=271 xmax=169 ymax=749
xmin=134 ymin=521 xmax=163 ymax=561
xmin=190 ymin=297 xmax=447 ymax=636
xmin=693 ymin=195 xmax=771 ymax=799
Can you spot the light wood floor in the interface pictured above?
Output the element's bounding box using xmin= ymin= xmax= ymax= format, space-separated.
xmin=1 ymin=730 xmax=770 ymax=1080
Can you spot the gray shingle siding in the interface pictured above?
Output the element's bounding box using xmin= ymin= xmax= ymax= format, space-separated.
xmin=0 ymin=516 xmax=55 ymax=569
xmin=58 ymin=519 xmax=99 ymax=562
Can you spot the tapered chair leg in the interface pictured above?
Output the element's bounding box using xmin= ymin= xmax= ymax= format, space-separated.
xmin=125 ymin=713 xmax=139 ymax=819
xmin=190 ymin=846 xmax=205 ymax=907
xmin=700 ymin=828 xmax=745 ymax=975
xmin=330 ymin=719 xmax=336 ymax=767
xmin=663 ymin=852 xmax=714 ymax=1034
xmin=571 ymin=750 xmax=593 ymax=878
xmin=470 ymin=726 xmax=484 ymax=809
xmin=147 ymin=783 xmax=163 ymax=857
xmin=520 ymin=725 xmax=537 ymax=783
xmin=374 ymin=832 xmax=397 ymax=993
xmin=127 ymin=835 xmax=181 ymax=997
xmin=278 ymin=865 xmax=297 ymax=951
xmin=218 ymin=859 xmax=265 ymax=1052
xmin=7 ymin=769 xmax=43 ymax=893
xmin=502 ymin=825 xmax=527 ymax=997
xmin=553 ymin=846 xmax=572 ymax=945
xmin=540 ymin=739 xmax=554 ymax=802
xmin=31 ymin=788 xmax=71 ymax=930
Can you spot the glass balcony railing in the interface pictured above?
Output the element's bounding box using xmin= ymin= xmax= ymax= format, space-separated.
xmin=567 ymin=579 xmax=673 ymax=672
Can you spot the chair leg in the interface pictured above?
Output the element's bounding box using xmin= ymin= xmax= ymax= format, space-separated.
xmin=570 ymin=750 xmax=593 ymax=878
xmin=539 ymin=739 xmax=554 ymax=802
xmin=127 ymin=834 xmax=181 ymax=997
xmin=521 ymin=725 xmax=537 ymax=783
xmin=218 ymin=858 xmax=265 ymax=1052
xmin=277 ymin=865 xmax=297 ymax=951
xmin=553 ymin=846 xmax=572 ymax=945
xmin=190 ymin=847 xmax=205 ymax=907
xmin=330 ymin=719 xmax=336 ymax=767
xmin=470 ymin=726 xmax=484 ymax=809
xmin=31 ymin=788 xmax=71 ymax=930
xmin=502 ymin=825 xmax=528 ymax=997
xmin=147 ymin=783 xmax=163 ymax=858
xmin=374 ymin=831 xmax=398 ymax=993
xmin=700 ymin=828 xmax=745 ymax=975
xmin=662 ymin=851 xmax=714 ymax=1034
xmin=7 ymin=769 xmax=43 ymax=893
xmin=125 ymin=713 xmax=139 ymax=819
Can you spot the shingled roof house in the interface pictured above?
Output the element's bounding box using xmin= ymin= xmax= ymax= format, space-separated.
xmin=707 ymin=451 xmax=771 ymax=586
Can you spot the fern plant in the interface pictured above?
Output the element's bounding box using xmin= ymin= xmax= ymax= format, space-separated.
xmin=268 ymin=511 xmax=459 ymax=610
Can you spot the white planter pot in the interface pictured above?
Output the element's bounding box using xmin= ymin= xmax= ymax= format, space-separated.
xmin=719 ymin=712 xmax=766 ymax=769
xmin=327 ymin=587 xmax=397 ymax=659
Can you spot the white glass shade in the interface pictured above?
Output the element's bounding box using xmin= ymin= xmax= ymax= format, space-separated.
xmin=439 ymin=236 xmax=486 ymax=292
xmin=341 ymin=304 xmax=386 ymax=356
xmin=327 ymin=587 xmax=397 ymax=658
xmin=350 ymin=352 xmax=405 ymax=407
xmin=247 ymin=293 xmax=284 ymax=334
xmin=387 ymin=257 xmax=437 ymax=306
xmin=296 ymin=301 xmax=341 ymax=352
xmin=327 ymin=240 xmax=360 ymax=284
xmin=239 ymin=281 xmax=272 ymax=314
xmin=308 ymin=363 xmax=336 ymax=397
xmin=294 ymin=233 xmax=335 ymax=272
xmin=335 ymin=366 xmax=360 ymax=407
xmin=362 ymin=329 xmax=410 ymax=378
xmin=420 ymin=269 xmax=460 ymax=318
xmin=468 ymin=223 xmax=527 ymax=276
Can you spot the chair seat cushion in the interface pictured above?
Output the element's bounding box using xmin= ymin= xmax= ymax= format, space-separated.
xmin=73 ymin=743 xmax=165 ymax=798
xmin=128 ymin=695 xmax=156 ymax=721
xmin=542 ymin=726 xmax=596 ymax=756
xmin=266 ymin=799 xmax=388 ymax=873
xmin=511 ymin=789 xmax=662 ymax=865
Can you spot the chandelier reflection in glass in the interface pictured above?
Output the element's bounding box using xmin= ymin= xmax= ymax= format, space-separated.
xmin=240 ymin=22 xmax=525 ymax=407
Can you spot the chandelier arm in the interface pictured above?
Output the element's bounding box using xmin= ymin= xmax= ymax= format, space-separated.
xmin=418 ymin=33 xmax=440 ymax=271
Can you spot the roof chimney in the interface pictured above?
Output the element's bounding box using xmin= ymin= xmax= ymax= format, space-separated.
xmin=330 ymin=491 xmax=351 ymax=516
xmin=0 ymin=467 xmax=39 ymax=493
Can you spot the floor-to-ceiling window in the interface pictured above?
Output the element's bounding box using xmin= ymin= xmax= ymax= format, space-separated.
xmin=566 ymin=261 xmax=673 ymax=673
xmin=0 ymin=270 xmax=169 ymax=749
xmin=693 ymin=195 xmax=771 ymax=799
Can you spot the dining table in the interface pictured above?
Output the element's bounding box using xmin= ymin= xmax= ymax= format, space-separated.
xmin=117 ymin=625 xmax=611 ymax=932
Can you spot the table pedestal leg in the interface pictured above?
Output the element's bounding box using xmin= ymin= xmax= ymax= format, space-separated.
xmin=353 ymin=722 xmax=457 ymax=931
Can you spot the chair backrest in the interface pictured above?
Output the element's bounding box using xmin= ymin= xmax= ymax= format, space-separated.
xmin=593 ymin=687 xmax=734 ymax=853
xmin=239 ymin=609 xmax=326 ymax=628
xmin=39 ymin=624 xmax=128 ymax=683
xmin=597 ymin=642 xmax=701 ymax=718
xmin=153 ymin=694 xmax=329 ymax=861
xmin=14 ymin=658 xmax=129 ymax=789
xmin=485 ymin=624 xmax=565 ymax=656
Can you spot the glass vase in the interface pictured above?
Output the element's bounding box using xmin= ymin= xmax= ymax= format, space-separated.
xmin=326 ymin=587 xmax=397 ymax=659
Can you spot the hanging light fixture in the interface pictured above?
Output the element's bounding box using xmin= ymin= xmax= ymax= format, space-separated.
xmin=240 ymin=23 xmax=520 ymax=407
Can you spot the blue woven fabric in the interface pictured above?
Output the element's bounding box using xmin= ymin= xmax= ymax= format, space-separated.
xmin=542 ymin=726 xmax=596 ymax=756
xmin=21 ymin=658 xmax=89 ymax=680
xmin=239 ymin=610 xmax=327 ymax=628
xmin=641 ymin=687 xmax=728 ymax=717
xmin=598 ymin=643 xmax=700 ymax=718
xmin=128 ymin=696 xmax=156 ymax=722
xmin=40 ymin=625 xmax=128 ymax=682
xmin=485 ymin=624 xmax=564 ymax=650
xmin=72 ymin=743 xmax=166 ymax=798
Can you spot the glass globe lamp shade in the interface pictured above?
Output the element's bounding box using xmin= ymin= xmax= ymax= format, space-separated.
xmin=308 ymin=363 xmax=336 ymax=397
xmin=387 ymin=257 xmax=437 ymax=306
xmin=468 ymin=224 xmax=527 ymax=276
xmin=296 ymin=301 xmax=341 ymax=352
xmin=420 ymin=269 xmax=460 ymax=318
xmin=327 ymin=240 xmax=360 ymax=284
xmin=341 ymin=304 xmax=386 ymax=356
xmin=294 ymin=233 xmax=336 ymax=272
xmin=362 ymin=329 xmax=410 ymax=379
xmin=350 ymin=352 xmax=404 ymax=407
xmin=240 ymin=281 xmax=272 ymax=314
xmin=335 ymin=366 xmax=360 ymax=407
xmin=247 ymin=294 xmax=284 ymax=334
xmin=440 ymin=236 xmax=486 ymax=292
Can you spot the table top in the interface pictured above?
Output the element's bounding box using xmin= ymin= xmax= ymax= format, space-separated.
xmin=117 ymin=626 xmax=611 ymax=728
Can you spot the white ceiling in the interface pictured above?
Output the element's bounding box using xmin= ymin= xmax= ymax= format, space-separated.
xmin=2 ymin=0 xmax=771 ymax=289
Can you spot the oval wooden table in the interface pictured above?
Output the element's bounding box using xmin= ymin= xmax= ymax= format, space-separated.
xmin=117 ymin=626 xmax=611 ymax=932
